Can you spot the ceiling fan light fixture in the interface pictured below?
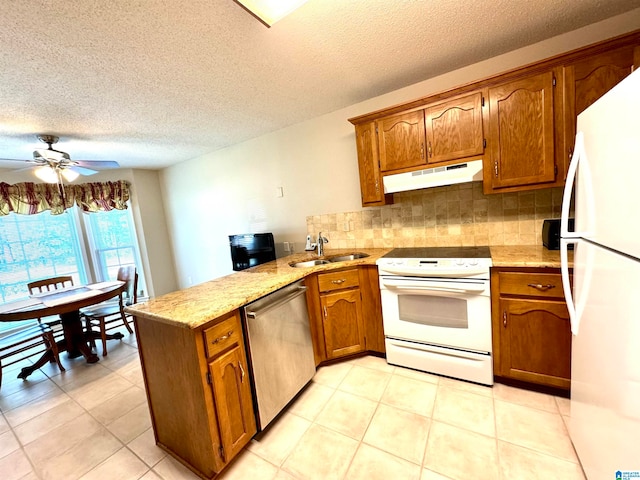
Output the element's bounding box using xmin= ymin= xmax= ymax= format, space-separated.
xmin=61 ymin=168 xmax=80 ymax=182
xmin=234 ymin=0 xmax=308 ymax=27
xmin=34 ymin=165 xmax=60 ymax=184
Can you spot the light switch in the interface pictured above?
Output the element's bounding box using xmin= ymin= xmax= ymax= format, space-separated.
xmin=276 ymin=187 xmax=284 ymax=197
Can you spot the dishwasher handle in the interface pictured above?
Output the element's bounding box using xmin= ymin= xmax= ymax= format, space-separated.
xmin=245 ymin=286 xmax=307 ymax=319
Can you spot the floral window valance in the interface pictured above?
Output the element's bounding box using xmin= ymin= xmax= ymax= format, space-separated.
xmin=0 ymin=181 xmax=131 ymax=216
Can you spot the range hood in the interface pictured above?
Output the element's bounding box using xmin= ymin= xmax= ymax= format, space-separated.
xmin=382 ymin=160 xmax=483 ymax=194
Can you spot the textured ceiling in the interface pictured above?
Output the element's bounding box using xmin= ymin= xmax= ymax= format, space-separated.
xmin=1 ymin=0 xmax=639 ymax=171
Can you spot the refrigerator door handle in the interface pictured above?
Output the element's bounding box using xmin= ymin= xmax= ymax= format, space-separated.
xmin=561 ymin=238 xmax=579 ymax=334
xmin=561 ymin=132 xmax=582 ymax=238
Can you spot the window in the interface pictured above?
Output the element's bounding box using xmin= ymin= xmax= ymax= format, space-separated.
xmin=84 ymin=208 xmax=146 ymax=294
xmin=0 ymin=210 xmax=87 ymax=304
xmin=0 ymin=204 xmax=144 ymax=333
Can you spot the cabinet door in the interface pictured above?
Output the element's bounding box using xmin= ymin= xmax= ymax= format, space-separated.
xmin=358 ymin=266 xmax=385 ymax=353
xmin=377 ymin=110 xmax=427 ymax=172
xmin=499 ymin=297 xmax=571 ymax=389
xmin=208 ymin=345 xmax=256 ymax=463
xmin=425 ymin=92 xmax=484 ymax=164
xmin=563 ymin=46 xmax=640 ymax=162
xmin=355 ymin=122 xmax=389 ymax=206
xmin=486 ymin=71 xmax=556 ymax=191
xmin=321 ymin=289 xmax=365 ymax=359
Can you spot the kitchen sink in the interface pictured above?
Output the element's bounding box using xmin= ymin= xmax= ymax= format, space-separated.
xmin=327 ymin=253 xmax=370 ymax=262
xmin=289 ymin=259 xmax=331 ymax=268
xmin=289 ymin=253 xmax=369 ymax=267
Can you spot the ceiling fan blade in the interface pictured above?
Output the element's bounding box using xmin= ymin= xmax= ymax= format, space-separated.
xmin=74 ymin=160 xmax=120 ymax=169
xmin=68 ymin=165 xmax=98 ymax=176
xmin=0 ymin=157 xmax=39 ymax=163
xmin=9 ymin=165 xmax=39 ymax=173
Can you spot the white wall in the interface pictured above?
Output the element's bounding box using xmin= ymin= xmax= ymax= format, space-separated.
xmin=157 ymin=9 xmax=640 ymax=287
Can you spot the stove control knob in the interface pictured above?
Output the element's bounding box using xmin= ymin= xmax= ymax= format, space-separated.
xmin=469 ymin=259 xmax=479 ymax=266
xmin=455 ymin=259 xmax=464 ymax=266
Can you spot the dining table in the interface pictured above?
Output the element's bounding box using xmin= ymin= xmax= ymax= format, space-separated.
xmin=0 ymin=281 xmax=126 ymax=380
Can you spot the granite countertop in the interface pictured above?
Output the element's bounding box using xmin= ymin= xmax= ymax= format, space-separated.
xmin=126 ymin=248 xmax=389 ymax=329
xmin=489 ymin=245 xmax=569 ymax=268
xmin=127 ymin=245 xmax=569 ymax=329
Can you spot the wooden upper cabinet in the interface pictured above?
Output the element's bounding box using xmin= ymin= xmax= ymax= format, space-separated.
xmin=354 ymin=121 xmax=390 ymax=206
xmin=425 ymin=92 xmax=484 ymax=164
xmin=485 ymin=71 xmax=557 ymax=192
xmin=563 ymin=45 xmax=640 ymax=161
xmin=377 ymin=109 xmax=427 ymax=172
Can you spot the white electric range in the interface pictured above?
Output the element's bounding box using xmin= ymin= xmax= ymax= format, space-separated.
xmin=376 ymin=246 xmax=493 ymax=385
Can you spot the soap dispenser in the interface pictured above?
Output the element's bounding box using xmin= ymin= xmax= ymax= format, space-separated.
xmin=305 ymin=235 xmax=316 ymax=251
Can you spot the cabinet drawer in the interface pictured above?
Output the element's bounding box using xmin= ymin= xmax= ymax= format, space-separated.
xmin=203 ymin=313 xmax=242 ymax=358
xmin=318 ymin=269 xmax=360 ymax=293
xmin=498 ymin=272 xmax=565 ymax=299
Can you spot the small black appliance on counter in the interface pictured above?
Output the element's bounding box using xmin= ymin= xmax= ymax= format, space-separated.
xmin=229 ymin=233 xmax=276 ymax=271
xmin=542 ymin=218 xmax=574 ymax=250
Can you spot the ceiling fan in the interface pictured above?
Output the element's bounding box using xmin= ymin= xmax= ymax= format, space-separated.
xmin=2 ymin=134 xmax=120 ymax=184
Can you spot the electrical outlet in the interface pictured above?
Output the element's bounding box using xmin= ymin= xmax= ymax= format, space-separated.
xmin=284 ymin=241 xmax=291 ymax=252
xmin=276 ymin=187 xmax=284 ymax=197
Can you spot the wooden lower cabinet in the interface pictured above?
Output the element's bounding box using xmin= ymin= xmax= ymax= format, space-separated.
xmin=135 ymin=310 xmax=256 ymax=479
xmin=208 ymin=344 xmax=255 ymax=463
xmin=306 ymin=265 xmax=385 ymax=363
xmin=321 ymin=288 xmax=365 ymax=359
xmin=491 ymin=268 xmax=572 ymax=389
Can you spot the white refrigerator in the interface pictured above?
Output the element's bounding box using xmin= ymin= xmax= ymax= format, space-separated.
xmin=561 ymin=68 xmax=640 ymax=479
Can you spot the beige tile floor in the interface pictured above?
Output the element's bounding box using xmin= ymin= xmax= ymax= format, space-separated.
xmin=0 ymin=332 xmax=585 ymax=480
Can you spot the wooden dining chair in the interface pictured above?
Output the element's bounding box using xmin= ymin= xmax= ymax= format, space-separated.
xmin=28 ymin=275 xmax=74 ymax=325
xmin=82 ymin=266 xmax=138 ymax=356
xmin=27 ymin=276 xmax=74 ymax=295
xmin=19 ymin=275 xmax=74 ymax=372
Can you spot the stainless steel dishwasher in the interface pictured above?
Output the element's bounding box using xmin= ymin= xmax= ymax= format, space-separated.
xmin=242 ymin=280 xmax=316 ymax=430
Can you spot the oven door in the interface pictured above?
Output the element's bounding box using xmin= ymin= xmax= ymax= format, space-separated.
xmin=379 ymin=275 xmax=491 ymax=353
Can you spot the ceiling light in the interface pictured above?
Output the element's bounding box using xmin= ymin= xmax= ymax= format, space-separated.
xmin=234 ymin=0 xmax=308 ymax=27
xmin=34 ymin=165 xmax=59 ymax=183
xmin=61 ymin=168 xmax=80 ymax=182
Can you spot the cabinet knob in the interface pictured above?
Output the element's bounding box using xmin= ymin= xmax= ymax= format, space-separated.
xmin=503 ymin=311 xmax=507 ymax=327
xmin=421 ymin=143 xmax=425 ymax=160
xmin=212 ymin=331 xmax=233 ymax=344
xmin=527 ymin=283 xmax=556 ymax=291
xmin=494 ymin=160 xmax=499 ymax=177
xmin=331 ymin=279 xmax=346 ymax=284
xmin=428 ymin=142 xmax=432 ymax=158
xmin=323 ymin=306 xmax=328 ymax=317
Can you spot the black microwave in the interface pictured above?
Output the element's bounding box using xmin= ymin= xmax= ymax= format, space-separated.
xmin=229 ymin=233 xmax=276 ymax=271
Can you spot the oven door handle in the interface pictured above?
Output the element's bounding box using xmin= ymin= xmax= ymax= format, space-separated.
xmin=381 ymin=279 xmax=487 ymax=294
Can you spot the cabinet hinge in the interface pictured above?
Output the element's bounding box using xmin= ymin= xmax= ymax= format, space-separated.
xmin=552 ymin=77 xmax=556 ymax=87
xmin=219 ymin=445 xmax=226 ymax=462
xmin=481 ymin=96 xmax=485 ymax=107
xmin=483 ymin=138 xmax=487 ymax=149
xmin=206 ymin=371 xmax=212 ymax=385
xmin=554 ymin=164 xmax=558 ymax=177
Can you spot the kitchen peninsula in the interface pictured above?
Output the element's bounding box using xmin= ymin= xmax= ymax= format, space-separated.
xmin=126 ymin=245 xmax=569 ymax=479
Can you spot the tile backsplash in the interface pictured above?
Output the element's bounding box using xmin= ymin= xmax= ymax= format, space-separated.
xmin=307 ymin=182 xmax=565 ymax=249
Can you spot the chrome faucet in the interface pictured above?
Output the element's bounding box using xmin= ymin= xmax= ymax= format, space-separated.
xmin=317 ymin=232 xmax=328 ymax=256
